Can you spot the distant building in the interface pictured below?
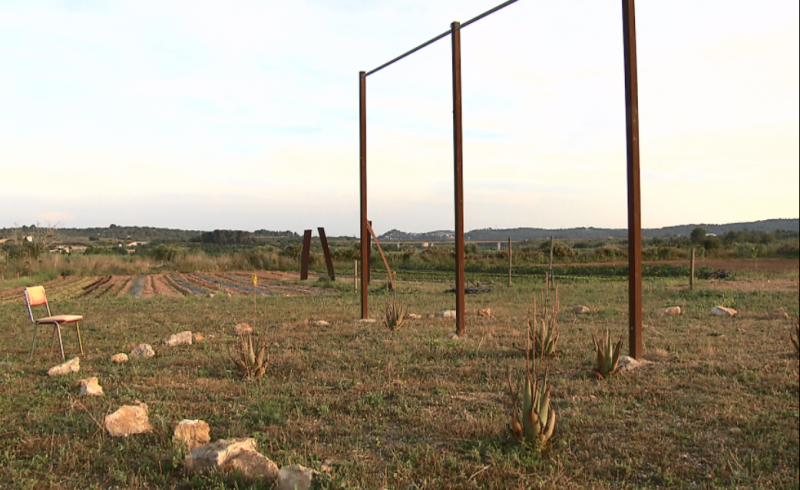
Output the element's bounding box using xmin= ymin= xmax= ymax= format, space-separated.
xmin=127 ymin=241 xmax=148 ymax=247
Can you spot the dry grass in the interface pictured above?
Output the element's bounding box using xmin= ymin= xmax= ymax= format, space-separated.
xmin=0 ymin=276 xmax=797 ymax=489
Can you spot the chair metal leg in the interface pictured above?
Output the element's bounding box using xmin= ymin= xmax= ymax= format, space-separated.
xmin=29 ymin=324 xmax=39 ymax=358
xmin=55 ymin=323 xmax=65 ymax=360
xmin=75 ymin=322 xmax=84 ymax=356
xmin=49 ymin=326 xmax=57 ymax=357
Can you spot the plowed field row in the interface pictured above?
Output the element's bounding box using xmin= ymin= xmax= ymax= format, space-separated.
xmin=0 ymin=272 xmax=332 ymax=302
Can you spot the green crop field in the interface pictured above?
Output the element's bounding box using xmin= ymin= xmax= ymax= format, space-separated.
xmin=0 ymin=270 xmax=798 ymax=489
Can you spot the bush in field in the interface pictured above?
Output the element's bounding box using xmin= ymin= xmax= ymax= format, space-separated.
xmin=280 ymin=243 xmax=302 ymax=260
xmin=465 ymin=243 xmax=480 ymax=255
xmin=247 ymin=249 xmax=279 ymax=270
xmin=84 ymin=245 xmax=127 ymax=256
xmin=332 ymin=245 xmax=360 ymax=262
xmin=702 ymin=237 xmax=722 ymax=251
xmin=151 ymin=244 xmax=178 ymax=262
xmin=691 ymin=227 xmax=707 ymax=244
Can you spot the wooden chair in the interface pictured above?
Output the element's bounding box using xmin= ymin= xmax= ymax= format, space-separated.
xmin=25 ymin=286 xmax=84 ymax=359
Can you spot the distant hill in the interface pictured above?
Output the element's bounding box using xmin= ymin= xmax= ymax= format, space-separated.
xmin=378 ymin=219 xmax=800 ymax=241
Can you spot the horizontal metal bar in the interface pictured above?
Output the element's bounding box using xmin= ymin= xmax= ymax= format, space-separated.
xmin=365 ymin=30 xmax=451 ymax=77
xmin=365 ymin=0 xmax=522 ymax=77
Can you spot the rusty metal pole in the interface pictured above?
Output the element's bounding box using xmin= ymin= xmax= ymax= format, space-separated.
xmin=359 ymin=71 xmax=369 ymax=319
xmin=690 ymin=248 xmax=695 ymax=289
xmin=451 ymin=21 xmax=466 ymax=337
xmin=622 ymin=0 xmax=643 ymax=360
xmin=300 ymin=229 xmax=312 ymax=280
xmin=318 ymin=227 xmax=335 ymax=281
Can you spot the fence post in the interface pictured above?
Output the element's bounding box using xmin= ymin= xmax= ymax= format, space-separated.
xmin=508 ymin=237 xmax=512 ymax=287
xmin=690 ymin=248 xmax=695 ymax=289
xmin=300 ymin=230 xmax=312 ymax=280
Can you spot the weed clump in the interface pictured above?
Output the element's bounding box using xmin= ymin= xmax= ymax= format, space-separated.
xmin=229 ymin=332 xmax=269 ymax=380
xmin=506 ymin=316 xmax=556 ymax=450
xmin=383 ymin=293 xmax=407 ymax=331
xmin=592 ymin=329 xmax=622 ymax=380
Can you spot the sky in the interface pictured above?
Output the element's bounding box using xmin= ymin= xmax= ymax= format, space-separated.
xmin=1 ymin=0 xmax=798 ymax=236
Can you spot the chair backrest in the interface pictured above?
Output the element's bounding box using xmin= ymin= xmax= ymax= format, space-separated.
xmin=24 ymin=286 xmax=52 ymax=322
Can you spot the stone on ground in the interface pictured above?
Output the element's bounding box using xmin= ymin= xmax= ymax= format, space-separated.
xmin=407 ymin=314 xmax=422 ymax=320
xmin=76 ymin=377 xmax=103 ymax=396
xmin=48 ymin=357 xmax=80 ymax=376
xmin=478 ymin=308 xmax=492 ymax=317
xmin=130 ymin=344 xmax=155 ymax=359
xmin=438 ymin=310 xmax=457 ymax=319
xmin=659 ymin=306 xmax=681 ymax=316
xmin=277 ymin=464 xmax=320 ymax=490
xmin=173 ymin=420 xmax=211 ymax=450
xmin=711 ymin=306 xmax=737 ymax=317
xmin=233 ymin=323 xmax=253 ymax=335
xmin=768 ymin=308 xmax=789 ymax=320
xmin=164 ymin=331 xmax=193 ymax=347
xmin=111 ymin=353 xmax=129 ymax=363
xmin=186 ymin=438 xmax=278 ymax=481
xmin=352 ymin=318 xmax=376 ymax=324
xmin=105 ymin=403 xmax=153 ymax=437
xmin=192 ymin=332 xmax=205 ymax=343
xmin=618 ymin=356 xmax=652 ymax=372
xmin=311 ymin=320 xmax=330 ymax=327
xmin=221 ymin=449 xmax=279 ymax=482
xmin=573 ymin=305 xmax=591 ymax=314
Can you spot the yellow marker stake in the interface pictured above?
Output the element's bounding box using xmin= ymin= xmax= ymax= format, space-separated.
xmin=252 ymin=275 xmax=258 ymax=287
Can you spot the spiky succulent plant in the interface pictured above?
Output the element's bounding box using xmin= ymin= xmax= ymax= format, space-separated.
xmin=383 ymin=294 xmax=407 ymax=331
xmin=592 ymin=329 xmax=623 ymax=380
xmin=229 ymin=333 xmax=269 ymax=380
xmin=507 ymin=319 xmax=556 ymax=448
xmin=529 ymin=288 xmax=560 ymax=357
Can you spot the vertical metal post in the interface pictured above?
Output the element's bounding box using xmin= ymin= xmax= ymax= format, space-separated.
xmin=451 ymin=21 xmax=465 ymax=337
xmin=354 ymin=260 xmax=358 ymax=292
xmin=367 ymin=220 xmax=372 ymax=284
xmin=622 ymin=0 xmax=643 ymax=360
xmin=690 ymin=248 xmax=695 ymax=289
xmin=318 ymin=227 xmax=335 ymax=281
xmin=300 ymin=229 xmax=312 ymax=281
xmin=508 ymin=237 xmax=512 ymax=287
xmin=359 ymin=71 xmax=369 ymax=319
xmin=548 ymin=235 xmax=555 ymax=290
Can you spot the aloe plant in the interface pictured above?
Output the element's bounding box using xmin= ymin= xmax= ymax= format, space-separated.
xmin=229 ymin=333 xmax=269 ymax=380
xmin=382 ymin=293 xmax=407 ymax=331
xmin=592 ymin=329 xmax=623 ymax=379
xmin=507 ymin=319 xmax=556 ymax=448
xmin=529 ymin=288 xmax=560 ymax=357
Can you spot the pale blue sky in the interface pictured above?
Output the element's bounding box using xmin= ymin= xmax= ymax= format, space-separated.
xmin=1 ymin=0 xmax=797 ymax=235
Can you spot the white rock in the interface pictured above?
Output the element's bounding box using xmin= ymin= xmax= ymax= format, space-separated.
xmin=573 ymin=305 xmax=591 ymax=314
xmin=173 ymin=419 xmax=211 ymax=450
xmin=164 ymin=331 xmax=193 ymax=347
xmin=659 ymin=306 xmax=682 ymax=316
xmin=311 ymin=320 xmax=330 ymax=327
xmin=186 ymin=438 xmax=270 ymax=476
xmin=77 ymin=377 xmax=103 ymax=396
xmin=407 ymin=314 xmax=422 ymax=320
xmin=478 ymin=308 xmax=492 ymax=317
xmin=352 ymin=318 xmax=376 ymax=324
xmin=711 ymin=306 xmax=737 ymax=317
xmin=130 ymin=344 xmax=155 ymax=359
xmin=105 ymin=403 xmax=153 ymax=437
xmin=438 ymin=310 xmax=457 ymax=319
xmin=618 ymin=356 xmax=652 ymax=372
xmin=277 ymin=464 xmax=319 ymax=490
xmin=48 ymin=357 xmax=80 ymax=376
xmin=111 ymin=353 xmax=129 ymax=363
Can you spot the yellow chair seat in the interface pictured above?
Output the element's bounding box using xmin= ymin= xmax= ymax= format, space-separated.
xmin=37 ymin=315 xmax=83 ymax=324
